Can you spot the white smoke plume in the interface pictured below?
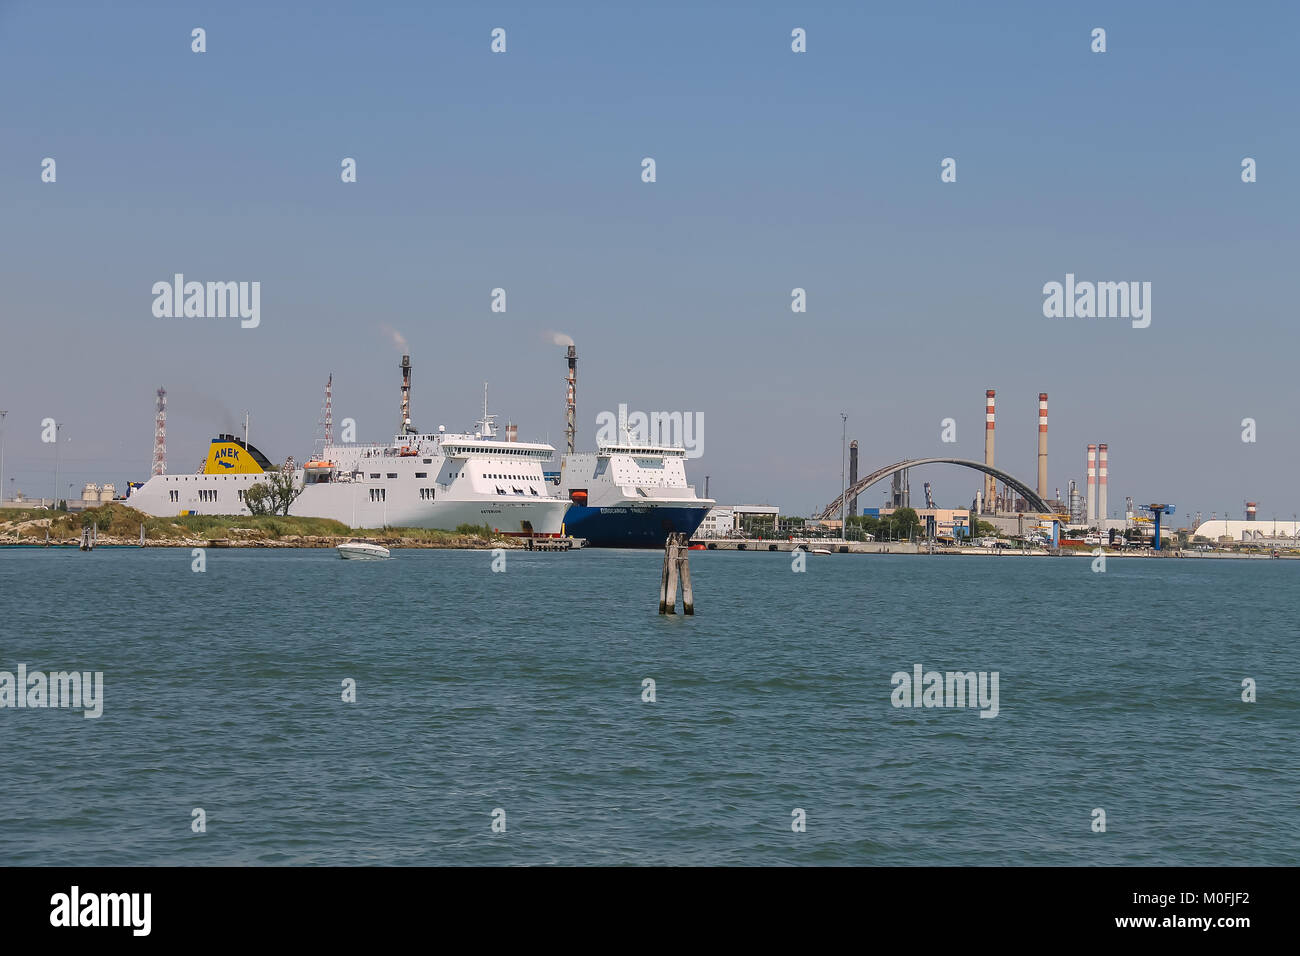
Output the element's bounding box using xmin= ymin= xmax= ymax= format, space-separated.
xmin=380 ymin=324 xmax=408 ymax=352
xmin=546 ymin=330 xmax=574 ymax=347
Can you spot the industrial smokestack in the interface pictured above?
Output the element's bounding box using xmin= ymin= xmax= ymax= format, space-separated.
xmin=566 ymin=344 xmax=576 ymax=456
xmin=1246 ymin=501 xmax=1257 ymax=521
xmin=984 ymin=390 xmax=996 ymax=513
xmin=1086 ymin=444 xmax=1097 ymax=523
xmin=1098 ymin=443 xmax=1108 ymax=523
xmin=1036 ymin=393 xmax=1048 ymax=500
xmin=399 ymin=354 xmax=413 ymax=434
xmin=849 ymin=440 xmax=859 ymax=516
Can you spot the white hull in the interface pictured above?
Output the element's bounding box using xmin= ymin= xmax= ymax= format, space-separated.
xmin=337 ymin=542 xmax=390 ymax=560
xmin=127 ymin=471 xmax=570 ymax=535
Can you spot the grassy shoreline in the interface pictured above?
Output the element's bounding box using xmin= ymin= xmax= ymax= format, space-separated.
xmin=0 ymin=504 xmax=519 ymax=549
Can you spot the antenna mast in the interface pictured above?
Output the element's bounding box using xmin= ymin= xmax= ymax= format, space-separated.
xmin=316 ymin=373 xmax=334 ymax=455
xmin=152 ymin=387 xmax=167 ymax=476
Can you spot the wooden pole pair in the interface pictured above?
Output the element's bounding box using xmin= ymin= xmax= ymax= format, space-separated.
xmin=659 ymin=532 xmax=694 ymax=615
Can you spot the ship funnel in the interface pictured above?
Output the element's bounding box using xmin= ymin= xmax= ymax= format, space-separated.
xmin=566 ymin=344 xmax=576 ymax=456
xmin=400 ymin=354 xmax=413 ymax=434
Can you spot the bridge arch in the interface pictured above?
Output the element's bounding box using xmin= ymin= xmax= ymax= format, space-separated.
xmin=819 ymin=458 xmax=1051 ymax=519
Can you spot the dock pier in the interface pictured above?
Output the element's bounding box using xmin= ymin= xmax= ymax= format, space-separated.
xmin=525 ymin=536 xmax=585 ymax=551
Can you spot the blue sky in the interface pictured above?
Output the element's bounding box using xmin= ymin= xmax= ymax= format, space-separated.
xmin=1 ymin=1 xmax=1296 ymax=521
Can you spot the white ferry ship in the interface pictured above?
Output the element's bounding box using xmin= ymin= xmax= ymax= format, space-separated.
xmin=551 ymin=426 xmax=714 ymax=548
xmin=127 ymin=357 xmax=571 ymax=537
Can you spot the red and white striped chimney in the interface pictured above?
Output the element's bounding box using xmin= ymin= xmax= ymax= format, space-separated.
xmin=1036 ymin=393 xmax=1048 ymax=500
xmin=1246 ymin=502 xmax=1257 ymax=521
xmin=984 ymin=390 xmax=996 ymax=512
xmin=1098 ymin=443 xmax=1108 ymax=523
xmin=1086 ymin=444 xmax=1097 ymax=522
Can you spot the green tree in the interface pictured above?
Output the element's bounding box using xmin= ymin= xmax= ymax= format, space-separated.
xmin=244 ymin=482 xmax=272 ymax=516
xmin=887 ymin=507 xmax=920 ymax=540
xmin=846 ymin=514 xmax=881 ymax=539
xmin=266 ymin=468 xmax=304 ymax=516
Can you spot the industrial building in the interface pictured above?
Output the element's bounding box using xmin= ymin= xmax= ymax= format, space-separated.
xmin=880 ymin=507 xmax=971 ymax=539
xmin=695 ymin=507 xmax=734 ymax=538
xmin=1193 ymin=519 xmax=1300 ymax=544
xmin=1 ymin=483 xmax=119 ymax=512
xmin=695 ymin=504 xmax=780 ymax=538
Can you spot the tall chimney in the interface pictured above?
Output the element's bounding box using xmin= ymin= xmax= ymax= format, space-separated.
xmin=1036 ymin=393 xmax=1048 ymax=500
xmin=1098 ymin=443 xmax=1108 ymax=523
xmin=984 ymin=390 xmax=996 ymax=512
xmin=566 ymin=344 xmax=576 ymax=456
xmin=849 ymin=440 xmax=859 ymax=516
xmin=1246 ymin=501 xmax=1257 ymax=521
xmin=1086 ymin=444 xmax=1097 ymax=522
xmin=399 ymin=354 xmax=413 ymax=434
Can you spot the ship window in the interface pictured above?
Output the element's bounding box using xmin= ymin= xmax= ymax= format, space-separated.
xmin=387 ymin=473 xmax=397 ymax=478
xmin=415 ymin=472 xmax=427 ymax=478
xmin=370 ymin=473 xmax=380 ymax=479
xmin=423 ymin=459 xmax=432 ymax=464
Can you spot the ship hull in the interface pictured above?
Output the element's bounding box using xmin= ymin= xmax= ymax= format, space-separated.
xmin=126 ymin=472 xmax=570 ymax=536
xmin=561 ymin=504 xmax=710 ymax=548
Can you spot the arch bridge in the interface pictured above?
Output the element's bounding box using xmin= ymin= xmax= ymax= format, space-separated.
xmin=819 ymin=458 xmax=1051 ymax=520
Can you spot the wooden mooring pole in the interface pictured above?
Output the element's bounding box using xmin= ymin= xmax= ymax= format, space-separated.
xmin=658 ymin=532 xmax=695 ymax=615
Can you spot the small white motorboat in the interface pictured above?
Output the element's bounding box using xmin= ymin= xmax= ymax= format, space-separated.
xmin=337 ymin=540 xmax=391 ymax=560
xmin=811 ymin=548 xmax=833 ymax=555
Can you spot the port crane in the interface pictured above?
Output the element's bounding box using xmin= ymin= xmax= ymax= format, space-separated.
xmin=1143 ymin=503 xmax=1175 ymax=550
